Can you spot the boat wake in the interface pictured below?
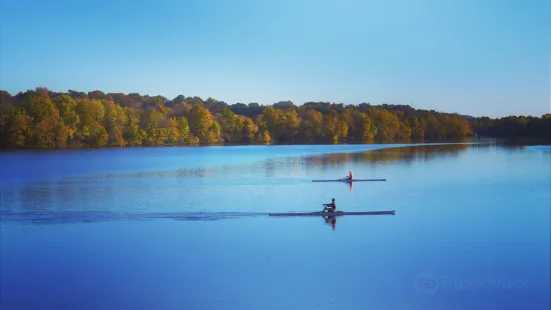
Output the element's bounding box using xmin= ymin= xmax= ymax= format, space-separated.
xmin=0 ymin=210 xmax=267 ymax=225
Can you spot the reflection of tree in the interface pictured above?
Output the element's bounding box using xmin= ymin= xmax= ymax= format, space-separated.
xmin=263 ymin=159 xmax=276 ymax=177
xmin=18 ymin=187 xmax=54 ymax=212
xmin=305 ymin=144 xmax=472 ymax=167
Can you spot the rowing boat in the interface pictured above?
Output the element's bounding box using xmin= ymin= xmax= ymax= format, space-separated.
xmin=311 ymin=179 xmax=386 ymax=182
xmin=268 ymin=210 xmax=395 ymax=216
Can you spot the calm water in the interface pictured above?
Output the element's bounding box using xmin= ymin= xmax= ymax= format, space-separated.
xmin=1 ymin=143 xmax=549 ymax=310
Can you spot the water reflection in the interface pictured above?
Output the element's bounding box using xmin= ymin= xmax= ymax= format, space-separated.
xmin=14 ymin=144 xmax=474 ymax=188
xmin=304 ymin=144 xmax=471 ymax=168
xmin=322 ymin=215 xmax=337 ymax=230
xmin=18 ymin=187 xmax=54 ymax=212
xmin=2 ymin=143 xmax=485 ymax=215
xmin=263 ymin=159 xmax=276 ymax=177
xmin=60 ymin=167 xmax=209 ymax=182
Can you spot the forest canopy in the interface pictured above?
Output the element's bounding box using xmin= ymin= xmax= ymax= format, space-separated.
xmin=0 ymin=88 xmax=549 ymax=148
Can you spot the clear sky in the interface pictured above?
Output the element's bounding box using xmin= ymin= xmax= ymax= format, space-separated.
xmin=1 ymin=0 xmax=549 ymax=118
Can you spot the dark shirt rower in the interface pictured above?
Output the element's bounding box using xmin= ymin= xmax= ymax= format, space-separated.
xmin=323 ymin=198 xmax=336 ymax=212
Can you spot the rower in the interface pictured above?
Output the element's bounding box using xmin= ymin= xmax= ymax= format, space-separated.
xmin=344 ymin=171 xmax=353 ymax=180
xmin=323 ymin=198 xmax=336 ymax=212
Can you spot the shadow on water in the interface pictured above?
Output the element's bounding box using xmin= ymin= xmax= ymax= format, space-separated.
xmin=498 ymin=137 xmax=551 ymax=146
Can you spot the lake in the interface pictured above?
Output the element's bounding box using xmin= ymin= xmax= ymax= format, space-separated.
xmin=1 ymin=142 xmax=549 ymax=310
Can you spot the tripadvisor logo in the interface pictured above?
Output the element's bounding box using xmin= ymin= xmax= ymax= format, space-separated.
xmin=415 ymin=274 xmax=439 ymax=295
xmin=415 ymin=274 xmax=528 ymax=295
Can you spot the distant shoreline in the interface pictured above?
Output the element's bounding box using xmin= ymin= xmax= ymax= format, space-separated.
xmin=1 ymin=88 xmax=549 ymax=150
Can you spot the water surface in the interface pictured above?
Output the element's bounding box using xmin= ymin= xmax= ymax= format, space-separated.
xmin=1 ymin=143 xmax=549 ymax=310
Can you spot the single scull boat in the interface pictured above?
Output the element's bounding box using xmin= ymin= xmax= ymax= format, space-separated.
xmin=311 ymin=179 xmax=386 ymax=182
xmin=268 ymin=210 xmax=395 ymax=216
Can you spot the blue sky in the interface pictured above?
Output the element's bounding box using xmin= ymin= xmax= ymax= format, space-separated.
xmin=1 ymin=0 xmax=549 ymax=118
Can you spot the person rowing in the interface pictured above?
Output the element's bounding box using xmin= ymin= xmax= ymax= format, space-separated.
xmin=339 ymin=171 xmax=353 ymax=181
xmin=322 ymin=198 xmax=337 ymax=212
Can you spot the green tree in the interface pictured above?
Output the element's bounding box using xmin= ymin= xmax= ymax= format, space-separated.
xmin=219 ymin=108 xmax=239 ymax=142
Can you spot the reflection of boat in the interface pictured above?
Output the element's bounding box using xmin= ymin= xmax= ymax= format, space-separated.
xmin=311 ymin=179 xmax=386 ymax=182
xmin=268 ymin=210 xmax=395 ymax=216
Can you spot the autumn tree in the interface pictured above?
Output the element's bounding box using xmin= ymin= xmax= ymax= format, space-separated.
xmin=76 ymin=99 xmax=108 ymax=147
xmin=3 ymin=88 xmax=544 ymax=149
xmin=28 ymin=93 xmax=67 ymax=147
xmin=103 ymin=100 xmax=128 ymax=146
xmin=189 ymin=105 xmax=220 ymax=144
xmin=54 ymin=95 xmax=80 ymax=145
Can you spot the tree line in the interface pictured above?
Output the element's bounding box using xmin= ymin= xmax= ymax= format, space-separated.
xmin=0 ymin=88 xmax=548 ymax=148
xmin=469 ymin=115 xmax=550 ymax=139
